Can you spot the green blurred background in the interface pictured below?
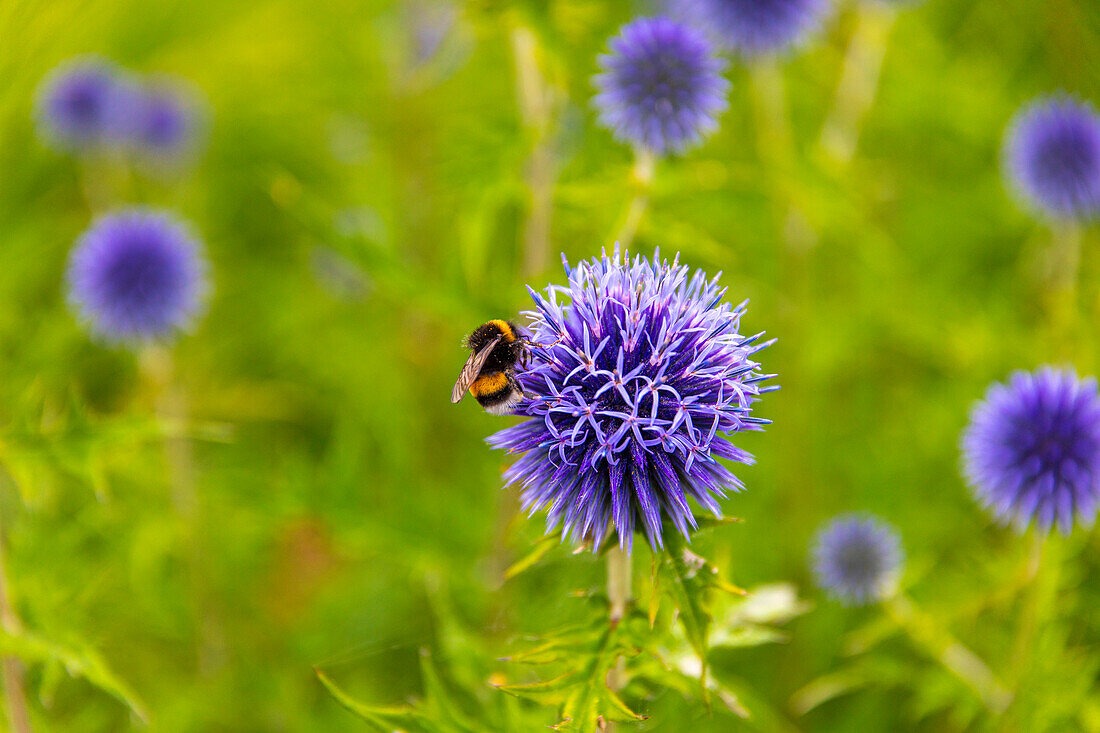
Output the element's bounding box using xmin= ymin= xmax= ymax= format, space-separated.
xmin=1 ymin=0 xmax=1100 ymax=729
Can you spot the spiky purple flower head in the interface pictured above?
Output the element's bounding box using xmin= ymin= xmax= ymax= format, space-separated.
xmin=488 ymin=249 xmax=776 ymax=553
xmin=1004 ymin=96 xmax=1100 ymax=221
xmin=812 ymin=514 xmax=903 ymax=606
xmin=671 ymin=0 xmax=833 ymax=56
xmin=34 ymin=58 xmax=127 ymax=151
xmin=66 ymin=209 xmax=209 ymax=343
xmin=962 ymin=367 xmax=1100 ymax=534
xmin=593 ymin=17 xmax=729 ymax=156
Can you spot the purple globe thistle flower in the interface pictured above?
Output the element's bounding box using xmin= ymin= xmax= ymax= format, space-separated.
xmin=487 ymin=249 xmax=776 ymax=552
xmin=34 ymin=58 xmax=127 ymax=151
xmin=66 ymin=209 xmax=209 ymax=343
xmin=671 ymin=0 xmax=833 ymax=56
xmin=812 ymin=514 xmax=903 ymax=606
xmin=593 ymin=17 xmax=729 ymax=156
xmin=962 ymin=367 xmax=1100 ymax=534
xmin=126 ymin=83 xmax=204 ymax=160
xmin=1003 ymin=96 xmax=1100 ymax=221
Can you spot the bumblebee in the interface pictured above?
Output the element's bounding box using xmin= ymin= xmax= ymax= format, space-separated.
xmin=451 ymin=319 xmax=528 ymax=415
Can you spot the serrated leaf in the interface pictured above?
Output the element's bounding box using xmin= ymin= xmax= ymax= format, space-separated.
xmin=0 ymin=627 xmax=147 ymax=723
xmin=600 ymin=686 xmax=647 ymax=723
xmin=504 ymin=533 xmax=559 ymax=580
xmin=315 ymin=668 xmax=431 ymax=732
xmin=658 ymin=533 xmax=710 ymax=674
xmin=691 ymin=516 xmax=744 ymax=533
xmin=419 ymin=649 xmax=480 ymax=733
xmin=559 ymin=626 xmax=617 ymax=727
xmin=494 ymin=671 xmax=577 ymax=704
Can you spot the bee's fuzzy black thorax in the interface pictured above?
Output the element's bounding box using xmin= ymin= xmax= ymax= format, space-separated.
xmin=467 ymin=320 xmax=526 ymax=373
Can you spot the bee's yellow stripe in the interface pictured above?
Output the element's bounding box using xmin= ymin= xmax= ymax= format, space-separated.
xmin=488 ymin=319 xmax=515 ymax=342
xmin=471 ymin=371 xmax=509 ymax=397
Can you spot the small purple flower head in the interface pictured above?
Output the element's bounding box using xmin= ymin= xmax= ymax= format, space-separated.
xmin=124 ymin=81 xmax=205 ymax=161
xmin=488 ymin=249 xmax=776 ymax=552
xmin=593 ymin=17 xmax=729 ymax=156
xmin=1003 ymin=96 xmax=1100 ymax=221
xmin=962 ymin=367 xmax=1100 ymax=534
xmin=812 ymin=514 xmax=903 ymax=606
xmin=66 ymin=209 xmax=209 ymax=343
xmin=671 ymin=0 xmax=833 ymax=56
xmin=34 ymin=58 xmax=126 ymax=151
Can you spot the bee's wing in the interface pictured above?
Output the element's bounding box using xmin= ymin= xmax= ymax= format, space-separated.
xmin=451 ymin=334 xmax=503 ymax=403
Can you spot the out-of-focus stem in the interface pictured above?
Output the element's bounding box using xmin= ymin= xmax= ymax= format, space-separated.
xmin=612 ymin=149 xmax=656 ymax=249
xmin=749 ymin=59 xmax=816 ymax=254
xmin=1047 ymin=222 xmax=1082 ymax=352
xmin=511 ymin=24 xmax=558 ymax=276
xmin=819 ymin=3 xmax=897 ymax=165
xmin=607 ymin=545 xmax=632 ymax=625
xmin=605 ymin=545 xmax=632 ymax=729
xmin=142 ymin=347 xmax=222 ymax=674
xmin=884 ymin=594 xmax=1012 ymax=714
xmin=1003 ymin=535 xmax=1058 ymax=722
xmin=0 ymin=514 xmax=31 ymax=733
xmin=749 ymin=58 xmax=793 ymax=165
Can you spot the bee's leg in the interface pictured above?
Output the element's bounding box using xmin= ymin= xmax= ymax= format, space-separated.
xmin=509 ymin=367 xmax=525 ymax=398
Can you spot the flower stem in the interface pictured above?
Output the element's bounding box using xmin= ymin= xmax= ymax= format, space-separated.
xmin=0 ymin=512 xmax=31 ymax=733
xmin=605 ymin=545 xmax=632 ymax=728
xmin=818 ymin=2 xmax=896 ymax=165
xmin=1047 ymin=221 xmax=1081 ymax=353
xmin=1001 ymin=534 xmax=1059 ymax=727
xmin=607 ymin=545 xmax=632 ymax=625
xmin=142 ymin=346 xmax=223 ymax=675
xmin=511 ymin=23 xmax=558 ymax=276
xmin=612 ymin=149 xmax=656 ymax=250
xmin=884 ymin=593 xmax=1012 ymax=714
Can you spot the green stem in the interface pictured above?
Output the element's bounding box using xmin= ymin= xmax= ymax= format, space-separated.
xmin=612 ymin=149 xmax=656 ymax=250
xmin=511 ymin=23 xmax=557 ymax=276
xmin=1047 ymin=222 xmax=1082 ymax=353
xmin=749 ymin=59 xmax=816 ymax=255
xmin=818 ymin=2 xmax=896 ymax=165
xmin=605 ymin=545 xmax=632 ymax=730
xmin=142 ymin=347 xmax=222 ymax=675
xmin=884 ymin=593 xmax=1012 ymax=714
xmin=607 ymin=545 xmax=632 ymax=626
xmin=1000 ymin=534 xmax=1059 ymax=729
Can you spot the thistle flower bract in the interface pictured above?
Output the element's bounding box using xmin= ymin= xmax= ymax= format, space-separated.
xmin=962 ymin=367 xmax=1100 ymax=534
xmin=488 ymin=249 xmax=775 ymax=552
xmin=1004 ymin=96 xmax=1100 ymax=220
xmin=593 ymin=17 xmax=729 ymax=156
xmin=812 ymin=514 xmax=903 ymax=606
xmin=35 ymin=58 xmax=126 ymax=151
xmin=67 ymin=209 xmax=209 ymax=343
xmin=672 ymin=0 xmax=833 ymax=56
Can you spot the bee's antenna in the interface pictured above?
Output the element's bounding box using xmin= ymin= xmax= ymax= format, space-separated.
xmin=527 ymin=336 xmax=565 ymax=350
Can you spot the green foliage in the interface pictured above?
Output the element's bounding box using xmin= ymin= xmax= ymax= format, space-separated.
xmin=0 ymin=0 xmax=1098 ymax=730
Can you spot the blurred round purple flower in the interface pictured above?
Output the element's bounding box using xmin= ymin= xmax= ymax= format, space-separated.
xmin=35 ymin=58 xmax=126 ymax=151
xmin=962 ymin=367 xmax=1100 ymax=534
xmin=812 ymin=514 xmax=903 ymax=606
xmin=67 ymin=209 xmax=209 ymax=343
xmin=672 ymin=0 xmax=833 ymax=56
xmin=594 ymin=17 xmax=729 ymax=156
xmin=1004 ymin=96 xmax=1100 ymax=221
xmin=124 ymin=82 xmax=204 ymax=160
xmin=488 ymin=249 xmax=775 ymax=552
